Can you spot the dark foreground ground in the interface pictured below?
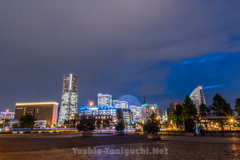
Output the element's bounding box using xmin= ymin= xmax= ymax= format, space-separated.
xmin=0 ymin=133 xmax=239 ymax=159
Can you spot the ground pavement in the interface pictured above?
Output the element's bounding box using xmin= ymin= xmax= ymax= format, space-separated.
xmin=0 ymin=133 xmax=239 ymax=159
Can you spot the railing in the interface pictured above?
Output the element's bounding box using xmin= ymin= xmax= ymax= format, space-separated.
xmin=93 ymin=129 xmax=136 ymax=133
xmin=5 ymin=127 xmax=77 ymax=131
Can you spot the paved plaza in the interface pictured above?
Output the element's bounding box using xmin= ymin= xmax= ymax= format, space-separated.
xmin=0 ymin=133 xmax=239 ymax=159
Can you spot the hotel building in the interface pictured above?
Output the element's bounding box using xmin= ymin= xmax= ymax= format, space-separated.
xmin=15 ymin=102 xmax=58 ymax=127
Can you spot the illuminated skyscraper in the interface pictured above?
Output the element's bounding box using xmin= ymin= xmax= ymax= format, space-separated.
xmin=98 ymin=93 xmax=112 ymax=107
xmin=190 ymin=86 xmax=206 ymax=111
xmin=58 ymin=74 xmax=78 ymax=126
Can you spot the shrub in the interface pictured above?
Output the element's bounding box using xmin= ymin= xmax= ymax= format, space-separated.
xmin=134 ymin=129 xmax=143 ymax=133
xmin=77 ymin=117 xmax=95 ymax=133
xmin=146 ymin=112 xmax=160 ymax=134
xmin=115 ymin=120 xmax=125 ymax=131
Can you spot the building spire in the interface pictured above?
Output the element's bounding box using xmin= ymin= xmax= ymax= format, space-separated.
xmin=142 ymin=94 xmax=146 ymax=104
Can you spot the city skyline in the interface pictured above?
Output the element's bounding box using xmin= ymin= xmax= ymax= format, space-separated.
xmin=1 ymin=1 xmax=240 ymax=112
xmin=1 ymin=1 xmax=240 ymax=159
xmin=1 ymin=75 xmax=239 ymax=113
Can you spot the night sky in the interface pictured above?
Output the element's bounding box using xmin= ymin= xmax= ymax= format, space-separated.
xmin=1 ymin=1 xmax=240 ymax=112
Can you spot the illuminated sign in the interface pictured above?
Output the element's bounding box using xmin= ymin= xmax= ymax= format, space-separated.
xmin=89 ymin=108 xmax=98 ymax=110
xmin=16 ymin=102 xmax=59 ymax=106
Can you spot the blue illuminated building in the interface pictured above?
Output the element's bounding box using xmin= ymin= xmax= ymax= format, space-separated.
xmin=78 ymin=106 xmax=134 ymax=123
xmin=79 ymin=106 xmax=118 ymax=122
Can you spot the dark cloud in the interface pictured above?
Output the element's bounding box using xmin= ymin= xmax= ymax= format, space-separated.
xmin=164 ymin=52 xmax=240 ymax=108
xmin=0 ymin=1 xmax=240 ymax=111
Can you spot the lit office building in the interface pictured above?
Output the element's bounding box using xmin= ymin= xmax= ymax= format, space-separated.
xmin=117 ymin=109 xmax=133 ymax=123
xmin=98 ymin=93 xmax=112 ymax=107
xmin=15 ymin=102 xmax=58 ymax=127
xmin=122 ymin=109 xmax=133 ymax=123
xmin=141 ymin=103 xmax=159 ymax=123
xmin=58 ymin=74 xmax=78 ymax=126
xmin=190 ymin=86 xmax=206 ymax=111
xmin=113 ymin=100 xmax=128 ymax=109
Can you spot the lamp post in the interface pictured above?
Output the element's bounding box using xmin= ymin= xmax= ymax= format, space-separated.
xmin=100 ymin=116 xmax=105 ymax=133
xmin=3 ymin=109 xmax=9 ymax=130
xmin=230 ymin=119 xmax=234 ymax=130
xmin=69 ymin=113 xmax=75 ymax=130
xmin=68 ymin=114 xmax=70 ymax=130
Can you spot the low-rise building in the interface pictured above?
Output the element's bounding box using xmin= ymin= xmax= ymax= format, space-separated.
xmin=0 ymin=111 xmax=15 ymax=121
xmin=167 ymin=103 xmax=180 ymax=121
xmin=0 ymin=110 xmax=15 ymax=130
xmin=78 ymin=106 xmax=133 ymax=124
xmin=79 ymin=106 xmax=118 ymax=122
xmin=198 ymin=116 xmax=240 ymax=131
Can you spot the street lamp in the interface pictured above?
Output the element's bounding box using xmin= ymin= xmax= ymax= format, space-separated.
xmin=89 ymin=101 xmax=94 ymax=107
xmin=69 ymin=113 xmax=75 ymax=130
xmin=100 ymin=116 xmax=105 ymax=133
xmin=3 ymin=109 xmax=9 ymax=131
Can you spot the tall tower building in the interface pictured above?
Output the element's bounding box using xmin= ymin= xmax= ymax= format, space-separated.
xmin=98 ymin=93 xmax=112 ymax=107
xmin=58 ymin=74 xmax=78 ymax=126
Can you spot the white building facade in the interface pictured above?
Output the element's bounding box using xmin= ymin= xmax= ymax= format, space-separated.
xmin=98 ymin=93 xmax=112 ymax=107
xmin=79 ymin=106 xmax=117 ymax=122
xmin=0 ymin=111 xmax=15 ymax=121
xmin=190 ymin=86 xmax=206 ymax=111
